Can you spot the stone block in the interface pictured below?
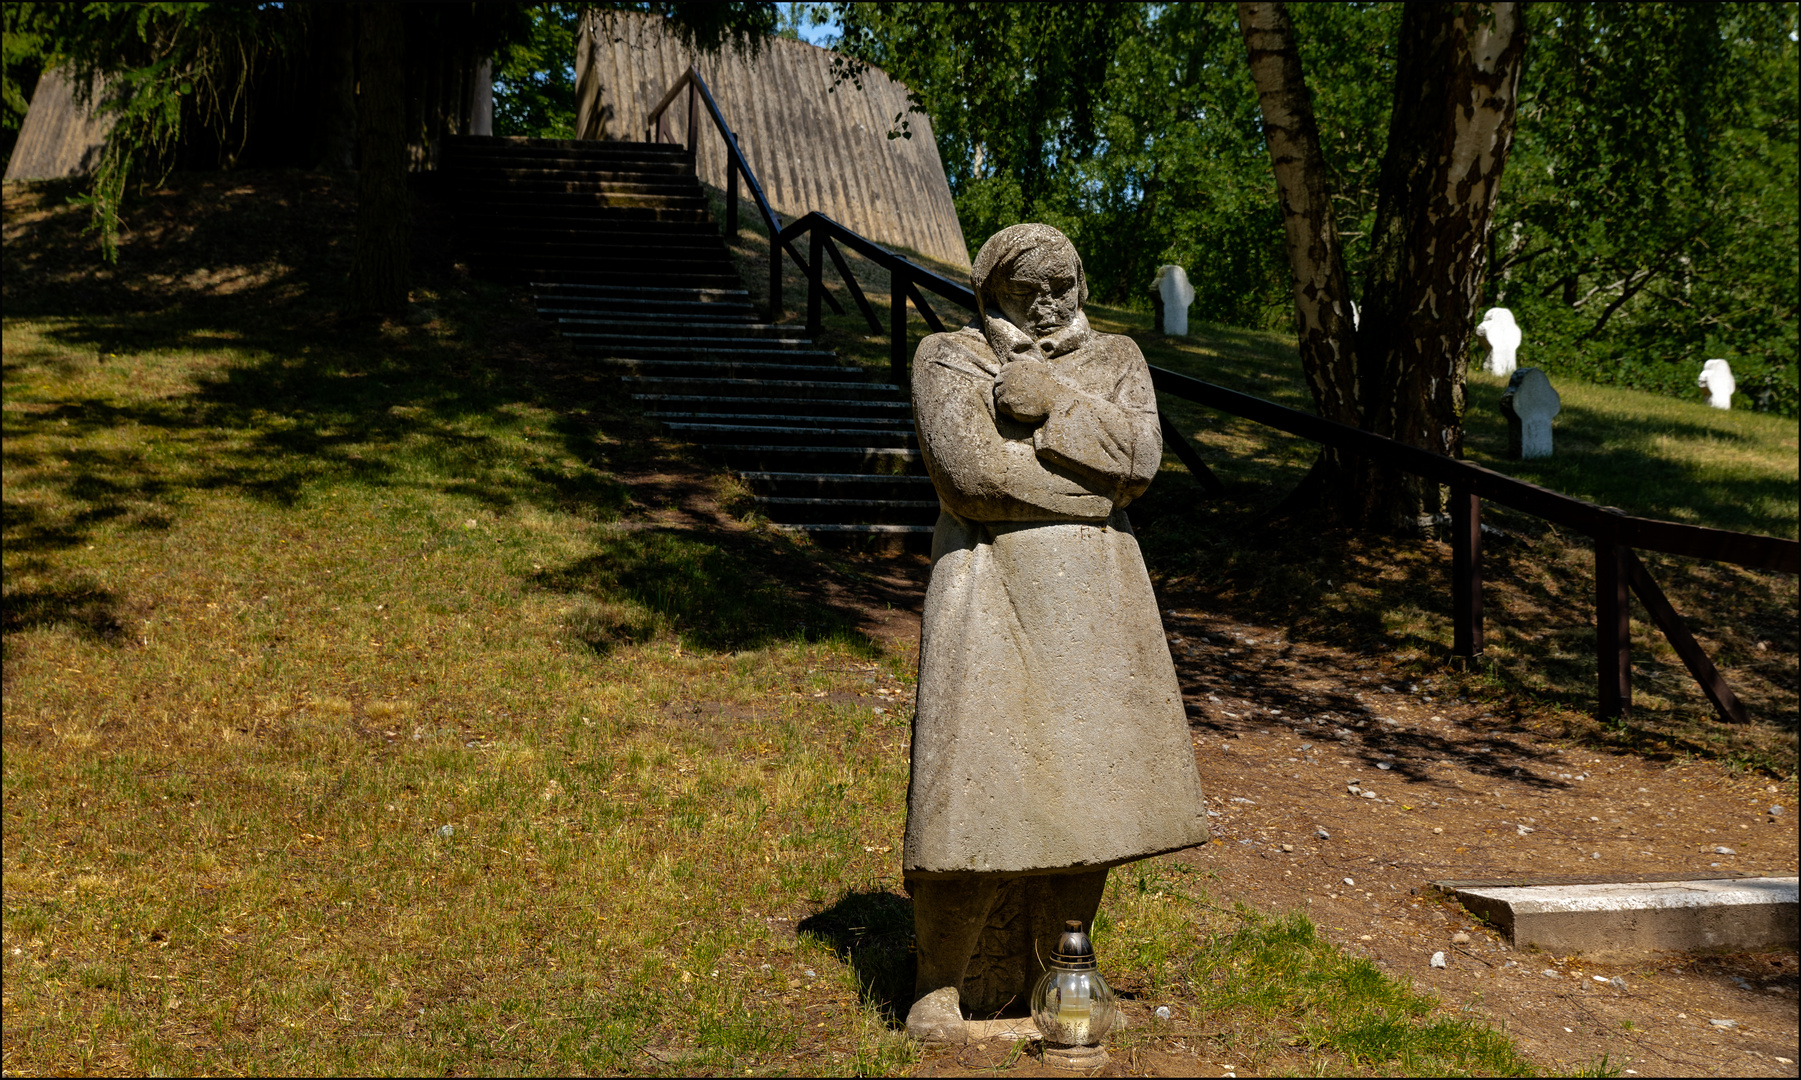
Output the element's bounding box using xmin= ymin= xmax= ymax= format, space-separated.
xmin=1500 ymin=367 xmax=1560 ymax=459
xmin=1441 ymin=877 xmax=1798 ymax=959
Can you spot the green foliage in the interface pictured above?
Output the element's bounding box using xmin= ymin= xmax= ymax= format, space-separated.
xmin=826 ymin=2 xmax=1797 ymax=414
xmin=2 ymin=3 xmax=51 ymax=135
xmin=17 ymin=2 xmax=298 ymax=262
xmin=1494 ymin=3 xmax=1800 ymax=416
xmin=492 ymin=3 xmax=583 ymax=139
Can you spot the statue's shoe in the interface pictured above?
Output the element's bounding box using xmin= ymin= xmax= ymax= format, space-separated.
xmin=904 ymin=987 xmax=967 ymax=1046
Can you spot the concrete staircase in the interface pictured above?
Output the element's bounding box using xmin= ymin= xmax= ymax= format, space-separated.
xmin=441 ymin=135 xmax=936 ymax=544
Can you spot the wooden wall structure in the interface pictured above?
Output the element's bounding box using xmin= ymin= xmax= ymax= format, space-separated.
xmin=575 ymin=11 xmax=970 ymax=271
xmin=4 ymin=68 xmax=113 ymax=182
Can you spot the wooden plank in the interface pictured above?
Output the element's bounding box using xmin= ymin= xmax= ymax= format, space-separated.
xmin=1451 ymin=487 xmax=1484 ymax=659
xmin=5 ymin=68 xmax=114 ymax=181
xmin=768 ymin=219 xmax=782 ymax=324
xmin=806 ymin=229 xmax=824 ymax=337
xmin=1596 ymin=541 xmax=1631 ymax=720
xmin=782 ymin=239 xmax=843 ymax=318
xmin=1158 ymin=414 xmax=1227 ymax=497
xmin=1148 ymin=367 xmax=1801 ymax=573
xmin=906 ymin=280 xmax=946 ymax=334
xmin=890 ymin=270 xmax=909 ymax=386
xmin=1622 ymin=549 xmax=1749 ymax=725
xmin=822 ymin=237 xmax=882 ymax=334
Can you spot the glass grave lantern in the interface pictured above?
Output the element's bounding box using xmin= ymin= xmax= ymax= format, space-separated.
xmin=1031 ymin=919 xmax=1118 ymax=1069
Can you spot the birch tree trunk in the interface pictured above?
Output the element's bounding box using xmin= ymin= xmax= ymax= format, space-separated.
xmin=1355 ymin=3 xmax=1527 ymax=531
xmin=1236 ymin=2 xmax=1361 ymax=430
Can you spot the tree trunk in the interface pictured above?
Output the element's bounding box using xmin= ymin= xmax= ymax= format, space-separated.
xmin=1355 ymin=3 xmax=1527 ymax=532
xmin=310 ymin=4 xmax=357 ymax=172
xmin=1236 ymin=2 xmax=1361 ymax=431
xmin=349 ymin=3 xmax=408 ymax=315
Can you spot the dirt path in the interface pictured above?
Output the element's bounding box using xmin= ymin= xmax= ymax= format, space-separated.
xmin=857 ymin=557 xmax=1796 ymax=1077
xmin=1161 ymin=603 xmax=1798 ymax=1077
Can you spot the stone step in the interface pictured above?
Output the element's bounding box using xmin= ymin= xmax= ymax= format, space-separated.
xmin=584 ymin=344 xmax=844 ymax=362
xmin=553 ymin=319 xmax=810 ymax=340
xmin=754 ymin=496 xmax=939 ymax=525
xmin=770 ymin=522 xmax=936 ymax=551
xmin=455 ymin=190 xmax=709 ymax=210
xmin=619 ymin=376 xmax=903 ymax=400
xmin=646 ymin=411 xmax=913 ymax=428
xmin=597 ymin=358 xmax=860 ymax=379
xmin=574 ymin=334 xmax=833 ymax=353
xmin=738 ymin=471 xmax=937 ymax=498
xmin=483 ymin=251 xmax=732 ymax=269
xmin=492 ymin=268 xmax=743 ymax=288
xmin=446 ymin=126 xmax=929 ymax=539
xmin=449 ymin=160 xmax=693 ymax=179
xmin=486 ymin=236 xmax=730 ymax=258
xmin=631 ymin=394 xmax=911 ymax=418
xmin=1437 ymin=875 xmax=1799 ymax=958
xmin=458 ymin=204 xmax=713 ymax=225
xmin=534 ymin=282 xmax=751 ymax=300
xmin=450 ymin=177 xmax=700 ymax=195
xmin=704 ymin=444 xmax=923 ymax=472
xmin=667 ymin=421 xmax=917 ymax=449
xmin=538 ymin=306 xmax=757 ymax=324
xmin=442 ymin=135 xmax=691 ymax=158
xmin=468 ymin=215 xmax=725 ymax=235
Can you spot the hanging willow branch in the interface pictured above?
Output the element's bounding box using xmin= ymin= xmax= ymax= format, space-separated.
xmin=50 ymin=3 xmax=292 ymax=262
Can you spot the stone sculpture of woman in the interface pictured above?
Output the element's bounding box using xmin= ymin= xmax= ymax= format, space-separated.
xmin=903 ymin=224 xmax=1211 ymax=1042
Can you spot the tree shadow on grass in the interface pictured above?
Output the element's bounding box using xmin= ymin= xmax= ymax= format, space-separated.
xmin=798 ymin=889 xmax=915 ymax=1028
xmin=4 ymin=174 xmax=648 ymax=543
xmin=1134 ymin=470 xmax=1796 ymax=775
xmin=4 ymin=172 xmax=892 ymax=661
xmin=532 ymin=527 xmax=882 ymax=657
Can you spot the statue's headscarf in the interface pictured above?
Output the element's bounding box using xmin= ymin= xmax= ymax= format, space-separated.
xmin=969 ymin=223 xmax=1091 ymax=363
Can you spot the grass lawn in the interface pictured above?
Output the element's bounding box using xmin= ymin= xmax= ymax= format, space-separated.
xmin=5 ymin=171 xmax=1786 ymax=1076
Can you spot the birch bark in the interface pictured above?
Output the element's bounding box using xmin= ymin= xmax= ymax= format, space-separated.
xmin=1355 ymin=3 xmax=1527 ymax=529
xmin=1235 ymin=2 xmax=1361 ymax=431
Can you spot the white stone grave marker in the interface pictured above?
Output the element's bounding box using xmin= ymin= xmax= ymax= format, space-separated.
xmin=1475 ymin=307 xmax=1521 ymax=377
xmin=1500 ymin=367 xmax=1560 ymax=460
xmin=1698 ymin=358 xmax=1735 ymax=410
xmin=1151 ymin=264 xmax=1194 ymax=336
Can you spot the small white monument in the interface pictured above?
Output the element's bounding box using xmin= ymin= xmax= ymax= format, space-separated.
xmin=1500 ymin=367 xmax=1561 ymax=460
xmin=1698 ymin=358 xmax=1735 ymax=410
xmin=1151 ymin=264 xmax=1194 ymax=336
xmin=1475 ymin=307 xmax=1521 ymax=377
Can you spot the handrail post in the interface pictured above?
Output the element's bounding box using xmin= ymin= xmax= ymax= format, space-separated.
xmin=725 ymin=132 xmax=739 ymax=241
xmin=806 ymin=227 xmax=824 ymax=337
xmin=1451 ymin=485 xmax=1483 ymax=660
xmin=890 ymin=261 xmax=908 ymax=385
xmin=686 ymin=77 xmax=697 ymax=159
xmin=768 ymin=218 xmax=782 ymax=323
xmin=1596 ymin=540 xmax=1631 ymax=720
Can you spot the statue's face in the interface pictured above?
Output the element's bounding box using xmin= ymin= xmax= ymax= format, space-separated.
xmin=993 ymin=248 xmax=1081 ymax=338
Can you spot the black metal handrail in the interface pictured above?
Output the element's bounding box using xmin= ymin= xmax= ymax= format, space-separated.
xmin=639 ymin=66 xmax=1795 ymax=726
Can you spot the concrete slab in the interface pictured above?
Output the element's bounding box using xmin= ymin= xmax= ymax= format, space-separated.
xmin=1439 ymin=876 xmax=1798 ymax=958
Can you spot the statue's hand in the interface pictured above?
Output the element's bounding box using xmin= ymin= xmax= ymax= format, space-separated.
xmin=994 ymin=359 xmax=1060 ymax=423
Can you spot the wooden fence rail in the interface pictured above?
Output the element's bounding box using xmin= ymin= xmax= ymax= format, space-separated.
xmin=643 ymin=65 xmax=1798 ymax=726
